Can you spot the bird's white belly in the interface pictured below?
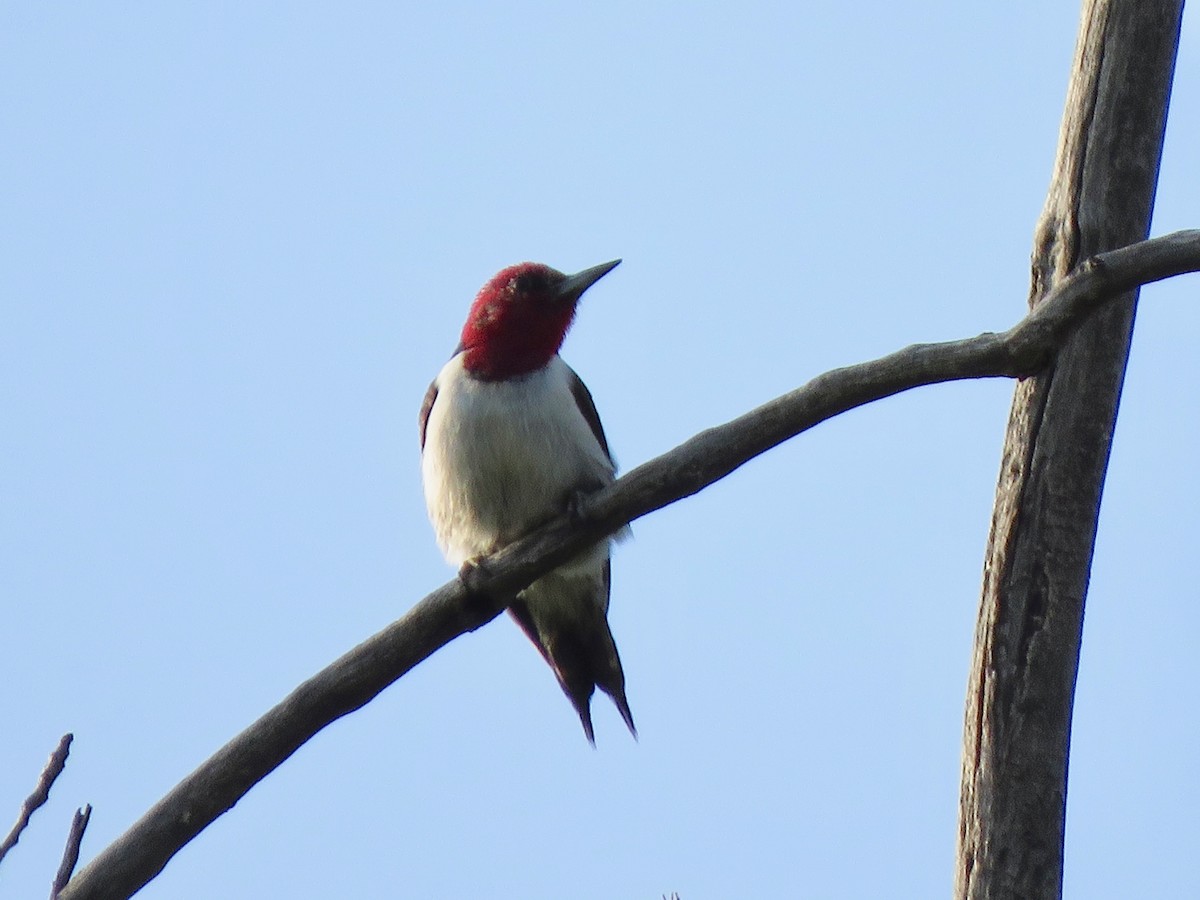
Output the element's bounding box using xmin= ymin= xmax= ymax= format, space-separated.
xmin=422 ymin=355 xmax=614 ymax=566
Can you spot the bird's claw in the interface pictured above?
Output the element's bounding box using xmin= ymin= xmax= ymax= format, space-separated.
xmin=458 ymin=557 xmax=492 ymax=594
xmin=565 ymin=480 xmax=605 ymax=525
xmin=565 ymin=490 xmax=590 ymax=524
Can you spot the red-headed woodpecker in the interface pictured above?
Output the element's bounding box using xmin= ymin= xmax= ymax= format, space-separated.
xmin=419 ymin=260 xmax=634 ymax=744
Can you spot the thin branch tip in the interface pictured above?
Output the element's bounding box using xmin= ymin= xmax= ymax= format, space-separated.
xmin=0 ymin=733 xmax=76 ymax=866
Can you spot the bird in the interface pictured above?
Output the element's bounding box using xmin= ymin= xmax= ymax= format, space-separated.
xmin=419 ymin=259 xmax=635 ymax=744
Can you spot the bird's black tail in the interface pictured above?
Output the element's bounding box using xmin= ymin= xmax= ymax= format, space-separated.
xmin=508 ymin=572 xmax=635 ymax=745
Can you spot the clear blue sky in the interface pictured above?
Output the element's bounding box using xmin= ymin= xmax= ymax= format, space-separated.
xmin=3 ymin=4 xmax=1198 ymax=898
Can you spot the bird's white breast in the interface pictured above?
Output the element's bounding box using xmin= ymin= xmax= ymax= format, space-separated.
xmin=421 ymin=353 xmax=615 ymax=566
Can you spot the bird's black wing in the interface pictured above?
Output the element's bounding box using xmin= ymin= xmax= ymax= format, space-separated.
xmin=419 ymin=345 xmax=466 ymax=451
xmin=418 ymin=380 xmax=437 ymax=451
xmin=565 ymin=364 xmax=613 ymax=464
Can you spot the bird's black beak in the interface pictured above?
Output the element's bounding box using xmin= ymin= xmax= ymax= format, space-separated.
xmin=555 ymin=259 xmax=621 ymax=304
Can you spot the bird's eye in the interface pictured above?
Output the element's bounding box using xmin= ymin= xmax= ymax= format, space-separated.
xmin=514 ymin=271 xmax=540 ymax=295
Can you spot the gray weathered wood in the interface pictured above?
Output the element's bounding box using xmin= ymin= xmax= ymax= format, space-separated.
xmin=955 ymin=3 xmax=1183 ymax=898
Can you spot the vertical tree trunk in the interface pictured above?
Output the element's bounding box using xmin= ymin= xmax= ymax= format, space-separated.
xmin=955 ymin=3 xmax=1183 ymax=899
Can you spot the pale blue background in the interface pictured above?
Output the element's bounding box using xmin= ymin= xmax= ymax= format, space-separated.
xmin=3 ymin=4 xmax=1198 ymax=898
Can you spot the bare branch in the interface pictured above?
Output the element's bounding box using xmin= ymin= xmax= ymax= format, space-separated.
xmin=58 ymin=230 xmax=1200 ymax=900
xmin=0 ymin=734 xmax=73 ymax=867
xmin=51 ymin=806 xmax=92 ymax=900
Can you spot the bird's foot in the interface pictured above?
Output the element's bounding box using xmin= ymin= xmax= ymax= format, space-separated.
xmin=564 ymin=478 xmax=605 ymax=525
xmin=565 ymin=489 xmax=591 ymax=524
xmin=457 ymin=556 xmax=493 ymax=595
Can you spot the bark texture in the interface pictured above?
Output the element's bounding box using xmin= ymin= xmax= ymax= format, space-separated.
xmin=955 ymin=3 xmax=1183 ymax=898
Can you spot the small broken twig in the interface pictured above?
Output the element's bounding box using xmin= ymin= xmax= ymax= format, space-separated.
xmin=51 ymin=805 xmax=93 ymax=900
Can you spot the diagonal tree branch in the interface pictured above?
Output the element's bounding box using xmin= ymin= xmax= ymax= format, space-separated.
xmin=59 ymin=230 xmax=1200 ymax=900
xmin=0 ymin=734 xmax=74 ymax=867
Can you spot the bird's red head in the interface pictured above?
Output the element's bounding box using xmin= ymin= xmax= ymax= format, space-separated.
xmin=458 ymin=259 xmax=620 ymax=380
